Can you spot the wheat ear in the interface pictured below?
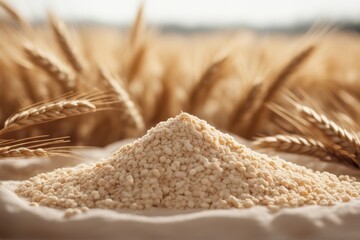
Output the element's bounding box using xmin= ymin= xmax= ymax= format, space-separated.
xmin=24 ymin=45 xmax=75 ymax=91
xmin=48 ymin=12 xmax=84 ymax=73
xmin=127 ymin=42 xmax=147 ymax=83
xmin=0 ymin=91 xmax=119 ymax=134
xmin=254 ymin=135 xmax=358 ymax=167
xmin=296 ymin=104 xmax=360 ymax=157
xmin=0 ymin=135 xmax=71 ymax=158
xmin=99 ymin=67 xmax=145 ymax=132
xmin=231 ymin=45 xmax=315 ymax=138
xmin=188 ymin=56 xmax=231 ymax=112
xmin=254 ymin=135 xmax=330 ymax=159
xmin=0 ymin=0 xmax=29 ymax=29
xmin=130 ymin=3 xmax=145 ymax=47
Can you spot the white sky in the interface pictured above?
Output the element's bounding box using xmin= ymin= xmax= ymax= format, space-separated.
xmin=5 ymin=0 xmax=360 ymax=27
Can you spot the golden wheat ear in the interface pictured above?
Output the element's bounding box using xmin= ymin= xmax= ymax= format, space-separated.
xmin=98 ymin=66 xmax=145 ymax=132
xmin=295 ymin=104 xmax=360 ymax=157
xmin=0 ymin=135 xmax=73 ymax=158
xmin=48 ymin=11 xmax=85 ymax=73
xmin=0 ymin=0 xmax=30 ymax=30
xmin=23 ymin=44 xmax=75 ymax=91
xmin=231 ymin=44 xmax=315 ymax=138
xmin=129 ymin=3 xmax=145 ymax=48
xmin=253 ymin=134 xmax=358 ymax=168
xmin=0 ymin=91 xmax=120 ymax=135
xmin=188 ymin=56 xmax=233 ymax=113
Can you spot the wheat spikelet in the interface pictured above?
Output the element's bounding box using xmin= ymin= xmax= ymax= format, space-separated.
xmin=296 ymin=104 xmax=360 ymax=157
xmin=48 ymin=12 xmax=84 ymax=73
xmin=24 ymin=45 xmax=75 ymax=91
xmin=0 ymin=91 xmax=119 ymax=134
xmin=99 ymin=67 xmax=145 ymax=132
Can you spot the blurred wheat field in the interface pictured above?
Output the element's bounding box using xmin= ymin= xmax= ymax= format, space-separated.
xmin=1 ymin=1 xmax=360 ymax=167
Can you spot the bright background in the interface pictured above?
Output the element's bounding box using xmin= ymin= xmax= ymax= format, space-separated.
xmin=5 ymin=0 xmax=360 ymax=28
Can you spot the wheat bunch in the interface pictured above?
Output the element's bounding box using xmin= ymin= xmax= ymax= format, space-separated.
xmin=255 ymin=95 xmax=360 ymax=168
xmin=1 ymin=0 xmax=360 ymax=155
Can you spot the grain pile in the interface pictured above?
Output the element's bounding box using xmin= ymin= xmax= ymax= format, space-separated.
xmin=16 ymin=113 xmax=360 ymax=215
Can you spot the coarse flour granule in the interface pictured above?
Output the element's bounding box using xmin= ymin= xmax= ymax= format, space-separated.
xmin=16 ymin=113 xmax=360 ymax=216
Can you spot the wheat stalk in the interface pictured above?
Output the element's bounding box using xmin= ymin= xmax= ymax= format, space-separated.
xmin=48 ymin=12 xmax=84 ymax=73
xmin=0 ymin=91 xmax=119 ymax=134
xmin=24 ymin=45 xmax=75 ymax=91
xmin=296 ymin=104 xmax=360 ymax=157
